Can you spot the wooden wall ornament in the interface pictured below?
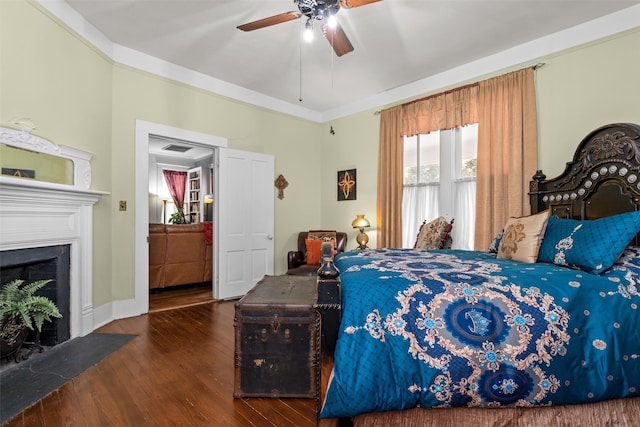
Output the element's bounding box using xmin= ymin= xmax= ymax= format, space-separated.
xmin=274 ymin=174 xmax=288 ymax=200
xmin=337 ymin=169 xmax=356 ymax=201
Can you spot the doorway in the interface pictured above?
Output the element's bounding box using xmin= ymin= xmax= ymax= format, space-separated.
xmin=134 ymin=120 xmax=228 ymax=316
xmin=134 ymin=120 xmax=275 ymax=316
xmin=148 ymin=136 xmax=216 ymax=311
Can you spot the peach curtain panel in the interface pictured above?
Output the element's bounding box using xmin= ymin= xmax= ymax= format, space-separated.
xmin=377 ymin=106 xmax=404 ymax=248
xmin=474 ymin=68 xmax=538 ymax=250
xmin=401 ymin=83 xmax=479 ymax=137
xmin=377 ymin=84 xmax=479 ymax=247
xmin=377 ymin=67 xmax=537 ymax=249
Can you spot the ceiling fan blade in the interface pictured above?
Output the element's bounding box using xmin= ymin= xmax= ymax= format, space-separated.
xmin=339 ymin=0 xmax=382 ymax=9
xmin=323 ymin=23 xmax=354 ymax=57
xmin=237 ymin=11 xmax=302 ymax=31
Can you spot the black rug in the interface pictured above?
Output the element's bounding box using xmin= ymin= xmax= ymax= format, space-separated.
xmin=0 ymin=333 xmax=136 ymax=424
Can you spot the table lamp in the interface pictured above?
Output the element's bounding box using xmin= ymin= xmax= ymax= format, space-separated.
xmin=352 ymin=214 xmax=370 ymax=250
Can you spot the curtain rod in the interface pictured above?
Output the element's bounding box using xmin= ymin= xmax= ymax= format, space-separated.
xmin=374 ymin=63 xmax=546 ymax=116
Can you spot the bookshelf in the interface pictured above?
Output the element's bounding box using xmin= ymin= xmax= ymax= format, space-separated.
xmin=187 ymin=167 xmax=203 ymax=223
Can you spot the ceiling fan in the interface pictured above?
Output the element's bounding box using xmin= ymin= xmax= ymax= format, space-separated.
xmin=237 ymin=0 xmax=382 ymax=57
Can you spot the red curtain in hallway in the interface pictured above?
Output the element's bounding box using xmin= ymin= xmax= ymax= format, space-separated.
xmin=162 ymin=170 xmax=187 ymax=211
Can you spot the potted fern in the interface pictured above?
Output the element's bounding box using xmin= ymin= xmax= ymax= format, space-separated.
xmin=0 ymin=279 xmax=62 ymax=359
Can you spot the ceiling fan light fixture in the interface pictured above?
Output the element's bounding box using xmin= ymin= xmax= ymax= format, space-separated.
xmin=303 ymin=19 xmax=314 ymax=42
xmin=237 ymin=0 xmax=382 ymax=56
xmin=326 ymin=14 xmax=337 ymax=28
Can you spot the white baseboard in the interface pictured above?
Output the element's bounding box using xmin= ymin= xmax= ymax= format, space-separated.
xmin=91 ymin=298 xmax=146 ymax=333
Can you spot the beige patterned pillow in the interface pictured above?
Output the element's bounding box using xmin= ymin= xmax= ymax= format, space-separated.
xmin=307 ymin=230 xmax=337 ymax=241
xmin=414 ymin=216 xmax=452 ymax=250
xmin=497 ymin=210 xmax=550 ymax=263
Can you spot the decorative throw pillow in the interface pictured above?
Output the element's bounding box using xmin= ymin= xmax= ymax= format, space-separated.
xmin=307 ymin=230 xmax=337 ymax=241
xmin=538 ymin=211 xmax=640 ymax=274
xmin=414 ymin=216 xmax=452 ymax=250
xmin=305 ymin=239 xmax=324 ymax=265
xmin=306 ymin=230 xmax=337 ymax=263
xmin=488 ymin=228 xmax=505 ymax=253
xmin=497 ymin=210 xmax=550 ymax=263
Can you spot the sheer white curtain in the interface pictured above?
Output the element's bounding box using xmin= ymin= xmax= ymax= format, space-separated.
xmin=452 ymin=180 xmax=476 ymax=250
xmin=402 ymin=181 xmax=475 ymax=250
xmin=402 ymin=185 xmax=440 ymax=248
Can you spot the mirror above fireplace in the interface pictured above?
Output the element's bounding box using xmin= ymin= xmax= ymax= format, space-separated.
xmin=0 ymin=126 xmax=92 ymax=190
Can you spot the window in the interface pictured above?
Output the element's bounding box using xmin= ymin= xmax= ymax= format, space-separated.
xmin=159 ymin=170 xmax=178 ymax=223
xmin=402 ymin=124 xmax=478 ymax=249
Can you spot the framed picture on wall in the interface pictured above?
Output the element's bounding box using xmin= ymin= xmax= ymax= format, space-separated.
xmin=2 ymin=168 xmax=35 ymax=179
xmin=337 ymin=169 xmax=356 ymax=201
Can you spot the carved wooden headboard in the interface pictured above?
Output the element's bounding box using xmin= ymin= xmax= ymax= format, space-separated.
xmin=530 ymin=122 xmax=640 ymax=244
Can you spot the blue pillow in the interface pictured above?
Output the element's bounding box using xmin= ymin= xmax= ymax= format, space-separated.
xmin=538 ymin=211 xmax=640 ymax=274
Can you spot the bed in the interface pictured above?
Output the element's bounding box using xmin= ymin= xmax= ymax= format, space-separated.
xmin=315 ymin=122 xmax=640 ymax=426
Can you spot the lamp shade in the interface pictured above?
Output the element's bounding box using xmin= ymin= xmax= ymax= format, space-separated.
xmin=352 ymin=214 xmax=370 ymax=229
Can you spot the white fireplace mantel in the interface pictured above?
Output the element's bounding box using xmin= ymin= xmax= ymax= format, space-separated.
xmin=0 ymin=126 xmax=103 ymax=338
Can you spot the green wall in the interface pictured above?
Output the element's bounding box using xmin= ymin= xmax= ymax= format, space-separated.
xmin=535 ymin=29 xmax=640 ymax=177
xmin=2 ymin=0 xmax=639 ymax=310
xmin=319 ymin=112 xmax=381 ymax=250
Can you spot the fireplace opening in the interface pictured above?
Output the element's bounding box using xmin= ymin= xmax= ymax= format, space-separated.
xmin=0 ymin=245 xmax=71 ymax=346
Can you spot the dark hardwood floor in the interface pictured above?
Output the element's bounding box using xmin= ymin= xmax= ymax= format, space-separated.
xmin=149 ymin=283 xmax=215 ymax=313
xmin=4 ymin=299 xmax=318 ymax=426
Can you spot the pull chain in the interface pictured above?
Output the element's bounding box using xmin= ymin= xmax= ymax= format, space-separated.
xmin=331 ymin=27 xmax=335 ymax=89
xmin=299 ymin=26 xmax=303 ymax=102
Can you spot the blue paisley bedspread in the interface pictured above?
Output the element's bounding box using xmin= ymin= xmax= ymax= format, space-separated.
xmin=320 ymin=248 xmax=640 ymax=418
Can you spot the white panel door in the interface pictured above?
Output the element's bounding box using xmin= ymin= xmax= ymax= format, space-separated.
xmin=216 ymin=148 xmax=274 ymax=299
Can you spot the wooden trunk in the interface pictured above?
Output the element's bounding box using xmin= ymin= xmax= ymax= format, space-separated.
xmin=233 ymin=275 xmax=319 ymax=399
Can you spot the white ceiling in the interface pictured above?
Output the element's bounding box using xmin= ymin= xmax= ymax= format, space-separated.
xmin=59 ymin=0 xmax=639 ymax=122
